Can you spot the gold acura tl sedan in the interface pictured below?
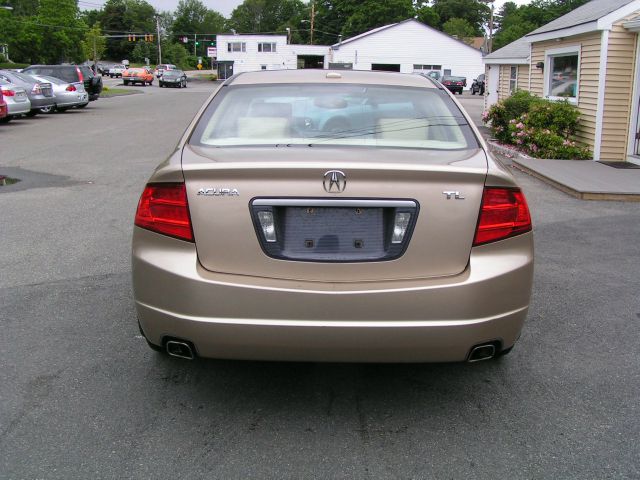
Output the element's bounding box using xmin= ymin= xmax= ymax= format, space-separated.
xmin=132 ymin=70 xmax=533 ymax=363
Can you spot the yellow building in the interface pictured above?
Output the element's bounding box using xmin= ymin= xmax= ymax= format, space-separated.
xmin=483 ymin=0 xmax=640 ymax=163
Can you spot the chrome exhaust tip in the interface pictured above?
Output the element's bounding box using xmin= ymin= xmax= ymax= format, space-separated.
xmin=165 ymin=340 xmax=195 ymax=360
xmin=467 ymin=344 xmax=496 ymax=363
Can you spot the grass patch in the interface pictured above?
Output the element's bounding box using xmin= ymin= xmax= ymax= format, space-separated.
xmin=0 ymin=176 xmax=20 ymax=186
xmin=100 ymin=86 xmax=142 ymax=97
xmin=0 ymin=63 xmax=29 ymax=69
xmin=191 ymin=73 xmax=218 ymax=81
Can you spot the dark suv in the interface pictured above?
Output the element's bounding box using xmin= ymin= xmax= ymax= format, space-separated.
xmin=471 ymin=74 xmax=485 ymax=95
xmin=22 ymin=65 xmax=103 ymax=102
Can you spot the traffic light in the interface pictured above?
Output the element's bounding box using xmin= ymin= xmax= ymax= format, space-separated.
xmin=143 ymin=34 xmax=153 ymax=42
xmin=195 ymin=41 xmax=200 ymax=46
xmin=128 ymin=34 xmax=136 ymax=42
xmin=210 ymin=40 xmax=215 ymax=46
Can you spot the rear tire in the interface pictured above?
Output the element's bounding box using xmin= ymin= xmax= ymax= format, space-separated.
xmin=0 ymin=116 xmax=11 ymax=123
xmin=39 ymin=106 xmax=54 ymax=114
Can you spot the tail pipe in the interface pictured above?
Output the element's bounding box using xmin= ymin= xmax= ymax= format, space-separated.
xmin=467 ymin=343 xmax=497 ymax=363
xmin=165 ymin=339 xmax=195 ymax=360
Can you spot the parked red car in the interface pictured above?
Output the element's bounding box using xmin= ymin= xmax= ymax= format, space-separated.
xmin=0 ymin=89 xmax=7 ymax=121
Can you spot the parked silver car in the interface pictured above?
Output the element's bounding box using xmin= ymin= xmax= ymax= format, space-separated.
xmin=0 ymin=78 xmax=31 ymax=122
xmin=0 ymin=70 xmax=54 ymax=116
xmin=26 ymin=74 xmax=88 ymax=113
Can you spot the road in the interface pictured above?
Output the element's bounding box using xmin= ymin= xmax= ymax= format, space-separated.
xmin=1 ymin=80 xmax=639 ymax=479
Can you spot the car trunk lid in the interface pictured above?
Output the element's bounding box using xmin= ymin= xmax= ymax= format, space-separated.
xmin=182 ymin=145 xmax=487 ymax=282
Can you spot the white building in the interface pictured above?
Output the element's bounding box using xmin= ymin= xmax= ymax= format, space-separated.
xmin=215 ymin=34 xmax=329 ymax=79
xmin=216 ymin=19 xmax=484 ymax=86
xmin=330 ymin=19 xmax=484 ymax=84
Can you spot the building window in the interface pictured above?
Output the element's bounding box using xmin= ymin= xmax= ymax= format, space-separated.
xmin=261 ymin=65 xmax=267 ymax=70
xmin=545 ymin=47 xmax=579 ymax=103
xmin=258 ymin=42 xmax=277 ymax=53
xmin=509 ymin=66 xmax=517 ymax=94
xmin=412 ymin=64 xmax=442 ymax=71
xmin=227 ymin=42 xmax=246 ymax=53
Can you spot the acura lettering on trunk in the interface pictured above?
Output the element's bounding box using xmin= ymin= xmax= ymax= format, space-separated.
xmin=132 ymin=70 xmax=533 ymax=363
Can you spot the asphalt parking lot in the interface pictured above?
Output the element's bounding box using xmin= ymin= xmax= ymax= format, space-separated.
xmin=1 ymin=82 xmax=639 ymax=479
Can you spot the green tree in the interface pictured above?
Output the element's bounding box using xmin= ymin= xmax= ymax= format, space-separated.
xmin=442 ymin=17 xmax=475 ymax=43
xmin=313 ymin=0 xmax=413 ymax=44
xmin=101 ymin=0 xmax=156 ymax=61
xmin=492 ymin=0 xmax=590 ymax=51
xmin=172 ymin=0 xmax=223 ymax=34
xmin=340 ymin=0 xmax=414 ymax=38
xmin=157 ymin=10 xmax=174 ymax=35
xmin=6 ymin=0 xmax=39 ymax=17
xmin=81 ymin=22 xmax=107 ymax=63
xmin=415 ymin=5 xmax=440 ymax=29
xmin=313 ymin=0 xmax=356 ymax=44
xmin=227 ymin=0 xmax=306 ymax=35
xmin=172 ymin=0 xmax=224 ymax=58
xmin=80 ymin=9 xmax=103 ymax=28
xmin=36 ymin=0 xmax=86 ymax=63
xmin=162 ymin=41 xmax=190 ymax=68
xmin=432 ymin=0 xmax=490 ymax=35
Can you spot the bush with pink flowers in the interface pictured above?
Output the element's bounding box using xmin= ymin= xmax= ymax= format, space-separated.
xmin=483 ymin=91 xmax=591 ymax=160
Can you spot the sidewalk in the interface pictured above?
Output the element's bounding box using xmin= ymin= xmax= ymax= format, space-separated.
xmin=489 ymin=143 xmax=640 ymax=201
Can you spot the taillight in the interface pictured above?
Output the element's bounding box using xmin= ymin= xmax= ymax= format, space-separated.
xmin=31 ymin=83 xmax=42 ymax=95
xmin=1 ymin=88 xmax=15 ymax=97
xmin=66 ymin=85 xmax=77 ymax=92
xmin=76 ymin=67 xmax=84 ymax=82
xmin=473 ymin=187 xmax=532 ymax=246
xmin=134 ymin=183 xmax=193 ymax=241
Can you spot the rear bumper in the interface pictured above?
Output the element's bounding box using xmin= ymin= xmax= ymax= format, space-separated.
xmin=29 ymin=96 xmax=55 ymax=109
xmin=7 ymin=101 xmax=31 ymax=116
xmin=133 ymin=228 xmax=533 ymax=362
xmin=55 ymin=92 xmax=88 ymax=107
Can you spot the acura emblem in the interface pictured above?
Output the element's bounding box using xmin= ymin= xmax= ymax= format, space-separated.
xmin=323 ymin=170 xmax=346 ymax=193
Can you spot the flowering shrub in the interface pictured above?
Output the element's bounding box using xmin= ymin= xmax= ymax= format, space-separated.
xmin=483 ymin=91 xmax=591 ymax=160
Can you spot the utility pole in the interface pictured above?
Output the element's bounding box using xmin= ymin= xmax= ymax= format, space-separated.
xmin=479 ymin=0 xmax=495 ymax=54
xmin=155 ymin=15 xmax=162 ymax=64
xmin=310 ymin=1 xmax=315 ymax=45
xmin=194 ymin=33 xmax=197 ymax=56
xmin=93 ymin=35 xmax=97 ymax=71
xmin=488 ymin=0 xmax=494 ymax=53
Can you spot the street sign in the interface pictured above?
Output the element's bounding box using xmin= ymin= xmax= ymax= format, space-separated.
xmin=207 ymin=47 xmax=217 ymax=58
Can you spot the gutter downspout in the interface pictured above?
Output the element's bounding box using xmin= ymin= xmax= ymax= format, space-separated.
xmin=528 ymin=42 xmax=532 ymax=91
xmin=594 ymin=29 xmax=610 ymax=161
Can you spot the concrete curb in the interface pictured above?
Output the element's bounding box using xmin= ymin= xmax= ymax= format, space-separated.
xmin=487 ymin=140 xmax=640 ymax=202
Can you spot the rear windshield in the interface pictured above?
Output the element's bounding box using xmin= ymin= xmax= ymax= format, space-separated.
xmin=26 ymin=67 xmax=78 ymax=83
xmin=442 ymin=76 xmax=465 ymax=82
xmin=79 ymin=66 xmax=94 ymax=78
xmin=10 ymin=71 xmax=38 ymax=84
xmin=190 ymin=84 xmax=477 ymax=150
